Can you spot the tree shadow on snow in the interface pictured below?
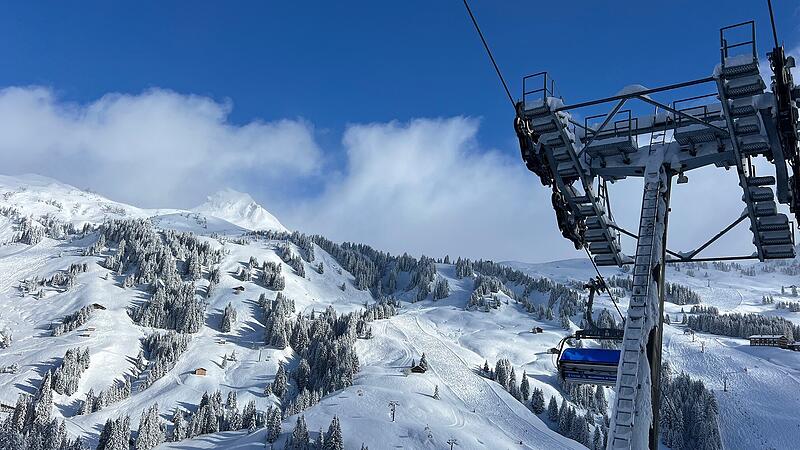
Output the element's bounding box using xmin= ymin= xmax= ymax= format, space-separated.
xmin=207 ymin=308 xmax=225 ymax=333
xmin=224 ymin=299 xmax=265 ymax=349
xmin=55 ymin=398 xmax=82 ymax=418
xmin=31 ymin=358 xmax=60 ymax=377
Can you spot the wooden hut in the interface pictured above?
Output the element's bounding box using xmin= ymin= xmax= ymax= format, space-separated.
xmin=748 ymin=334 xmax=791 ymax=348
xmin=410 ymin=364 xmax=427 ymax=374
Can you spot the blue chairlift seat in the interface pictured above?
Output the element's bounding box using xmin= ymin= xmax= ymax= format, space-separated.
xmin=558 ymin=348 xmax=620 ymax=386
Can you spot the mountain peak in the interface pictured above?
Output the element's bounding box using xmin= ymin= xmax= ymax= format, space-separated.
xmin=193 ymin=188 xmax=287 ymax=232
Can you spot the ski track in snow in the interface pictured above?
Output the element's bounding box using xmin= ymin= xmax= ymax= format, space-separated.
xmin=390 ymin=313 xmax=579 ymax=450
xmin=663 ymin=325 xmax=800 ymax=450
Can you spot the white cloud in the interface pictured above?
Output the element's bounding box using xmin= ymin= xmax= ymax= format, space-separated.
xmin=0 ymin=86 xmax=787 ymax=263
xmin=288 ymin=116 xmax=770 ymax=262
xmin=286 ymin=117 xmax=581 ymax=262
xmin=0 ymin=87 xmax=321 ymax=207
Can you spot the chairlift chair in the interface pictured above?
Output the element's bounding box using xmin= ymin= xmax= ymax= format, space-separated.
xmin=551 ymin=277 xmax=623 ymax=386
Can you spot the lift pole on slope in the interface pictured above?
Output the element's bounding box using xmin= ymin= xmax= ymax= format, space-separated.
xmin=461 ymin=1 xmax=798 ymax=449
xmin=513 ymin=14 xmax=799 ymax=450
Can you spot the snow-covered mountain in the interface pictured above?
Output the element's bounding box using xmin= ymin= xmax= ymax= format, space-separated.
xmin=0 ymin=174 xmax=159 ymax=225
xmin=1 ymin=173 xmax=799 ymax=450
xmin=193 ymin=188 xmax=287 ymax=232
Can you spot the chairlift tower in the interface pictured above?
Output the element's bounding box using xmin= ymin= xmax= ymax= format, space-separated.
xmin=515 ymin=20 xmax=800 ymax=450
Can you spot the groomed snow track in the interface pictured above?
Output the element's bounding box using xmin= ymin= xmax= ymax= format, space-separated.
xmin=390 ymin=313 xmax=582 ymax=450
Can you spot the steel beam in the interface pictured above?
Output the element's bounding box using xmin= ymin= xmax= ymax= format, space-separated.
xmin=555 ymin=77 xmax=716 ymax=112
xmin=684 ymin=213 xmax=748 ymax=259
xmin=634 ymin=95 xmax=728 ymax=135
xmin=577 ymin=99 xmax=627 ymax=158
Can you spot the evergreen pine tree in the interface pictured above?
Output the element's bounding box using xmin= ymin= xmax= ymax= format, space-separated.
xmin=547 ymin=396 xmax=559 ymax=422
xmin=315 ymin=429 xmax=325 ymax=450
xmin=289 ymin=415 xmax=310 ymax=450
xmin=418 ymin=353 xmax=428 ymax=371
xmin=96 ymin=418 xmax=113 ymax=450
xmin=171 ymin=408 xmax=187 ymax=442
xmin=571 ymin=413 xmax=590 ymax=446
xmin=557 ymin=399 xmax=570 ymax=435
xmin=266 ymin=407 xmax=282 ymax=444
xmin=592 ymin=427 xmax=603 ymax=450
xmin=272 ymin=364 xmax=288 ymax=398
xmin=33 ymin=370 xmax=54 ymax=428
xmin=135 ymin=403 xmax=164 ymax=450
xmin=531 ymin=388 xmax=546 ymax=415
xmin=324 ymin=416 xmax=344 ymax=450
xmin=220 ymin=303 xmax=237 ymax=332
xmin=520 ymin=371 xmax=530 ymax=401
xmin=243 ymin=400 xmax=257 ymax=431
xmin=594 ymin=385 xmax=607 ymax=415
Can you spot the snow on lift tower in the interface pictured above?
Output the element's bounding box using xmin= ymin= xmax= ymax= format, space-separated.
xmin=514 ymin=12 xmax=800 ymax=450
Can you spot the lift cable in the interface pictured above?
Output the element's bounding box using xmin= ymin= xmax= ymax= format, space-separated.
xmin=461 ymin=0 xmax=515 ymax=108
xmin=584 ymin=246 xmax=625 ymax=322
xmin=460 ymin=1 xmax=625 ymax=324
xmin=767 ymin=0 xmax=779 ymax=48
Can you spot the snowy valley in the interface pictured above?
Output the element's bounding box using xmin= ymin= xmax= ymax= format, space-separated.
xmin=1 ymin=174 xmax=800 ymax=450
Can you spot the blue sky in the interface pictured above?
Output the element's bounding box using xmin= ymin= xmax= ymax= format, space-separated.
xmin=0 ymin=1 xmax=798 ymax=261
xmin=3 ymin=1 xmax=796 ymax=150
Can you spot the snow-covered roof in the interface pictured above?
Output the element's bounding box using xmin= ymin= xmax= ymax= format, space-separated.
xmin=748 ymin=335 xmax=787 ymax=339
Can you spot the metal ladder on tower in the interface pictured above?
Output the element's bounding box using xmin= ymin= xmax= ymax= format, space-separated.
xmin=609 ymin=165 xmax=669 ymax=449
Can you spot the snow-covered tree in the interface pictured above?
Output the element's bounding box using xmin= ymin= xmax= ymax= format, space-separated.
xmin=494 ymin=359 xmax=512 ymax=390
xmin=135 ymin=403 xmax=164 ymax=450
xmin=272 ymin=364 xmax=288 ymax=398
xmin=594 ymin=385 xmax=607 ymax=415
xmin=592 ymin=426 xmax=604 ymax=450
xmin=289 ymin=415 xmax=310 ymax=450
xmin=1 ymin=327 xmax=13 ymax=348
xmin=531 ymin=388 xmax=546 ymax=414
xmin=520 ymin=371 xmax=530 ymax=401
xmin=419 ymin=353 xmax=429 ymax=371
xmin=324 ymin=416 xmax=344 ymax=450
xmin=220 ymin=303 xmax=237 ymax=332
xmin=171 ymin=408 xmax=187 ymax=442
xmin=432 ymin=278 xmax=450 ymax=300
xmin=547 ymin=396 xmax=559 ymax=422
xmin=266 ymin=406 xmax=282 ymax=444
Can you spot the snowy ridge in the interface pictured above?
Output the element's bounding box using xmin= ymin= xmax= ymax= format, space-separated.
xmin=0 ymin=174 xmax=160 ymax=226
xmin=193 ymin=188 xmax=287 ymax=232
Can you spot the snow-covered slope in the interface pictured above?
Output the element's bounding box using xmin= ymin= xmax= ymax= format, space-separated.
xmin=0 ymin=174 xmax=580 ymax=450
xmin=193 ymin=189 xmax=287 ymax=232
xmin=4 ymin=173 xmax=800 ymax=450
xmin=506 ymin=256 xmax=800 ymax=450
